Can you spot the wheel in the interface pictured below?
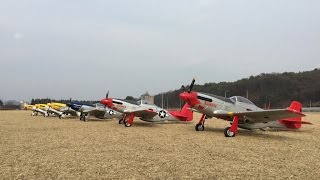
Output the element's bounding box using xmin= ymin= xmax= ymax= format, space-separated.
xmin=224 ymin=127 xmax=236 ymax=137
xmin=59 ymin=115 xmax=62 ymax=119
xmin=118 ymin=119 xmax=124 ymax=124
xmin=124 ymin=122 xmax=132 ymax=127
xmin=31 ymin=112 xmax=35 ymax=116
xmin=83 ymin=116 xmax=88 ymax=122
xmin=195 ymin=123 xmax=205 ymax=131
xmin=44 ymin=113 xmax=48 ymax=117
xmin=124 ymin=119 xmax=132 ymax=127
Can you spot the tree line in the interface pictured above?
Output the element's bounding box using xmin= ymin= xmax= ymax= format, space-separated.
xmin=154 ymin=68 xmax=320 ymax=109
xmin=27 ymin=68 xmax=320 ymax=109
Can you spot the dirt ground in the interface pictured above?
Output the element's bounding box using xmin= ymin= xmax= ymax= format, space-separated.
xmin=0 ymin=111 xmax=319 ymax=179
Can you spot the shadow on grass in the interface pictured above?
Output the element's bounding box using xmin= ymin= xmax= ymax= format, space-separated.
xmin=198 ymin=126 xmax=299 ymax=140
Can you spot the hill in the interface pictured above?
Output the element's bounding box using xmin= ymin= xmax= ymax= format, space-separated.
xmin=154 ymin=68 xmax=320 ymax=108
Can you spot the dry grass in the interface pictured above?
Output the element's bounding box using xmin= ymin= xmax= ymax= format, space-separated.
xmin=0 ymin=110 xmax=319 ymax=179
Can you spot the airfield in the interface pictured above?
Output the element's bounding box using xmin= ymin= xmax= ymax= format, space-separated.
xmin=0 ymin=110 xmax=319 ymax=179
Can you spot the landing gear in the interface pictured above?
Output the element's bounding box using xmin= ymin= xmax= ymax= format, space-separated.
xmin=195 ymin=123 xmax=205 ymax=131
xmin=123 ymin=114 xmax=135 ymax=127
xmin=80 ymin=113 xmax=89 ymax=122
xmin=195 ymin=114 xmax=206 ymax=131
xmin=224 ymin=127 xmax=235 ymax=137
xmin=118 ymin=119 xmax=124 ymax=124
xmin=83 ymin=115 xmax=88 ymax=122
xmin=44 ymin=113 xmax=48 ymax=117
xmin=224 ymin=116 xmax=240 ymax=137
xmin=124 ymin=120 xmax=132 ymax=127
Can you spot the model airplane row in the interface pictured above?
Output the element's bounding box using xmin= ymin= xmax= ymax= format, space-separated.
xmin=26 ymin=96 xmax=193 ymax=125
xmin=25 ymin=78 xmax=312 ymax=137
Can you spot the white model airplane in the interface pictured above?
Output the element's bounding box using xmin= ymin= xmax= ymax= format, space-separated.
xmin=179 ymin=79 xmax=312 ymax=137
xmin=100 ymin=92 xmax=193 ymax=127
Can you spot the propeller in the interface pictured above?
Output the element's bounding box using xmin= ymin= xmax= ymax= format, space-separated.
xmin=188 ymin=78 xmax=195 ymax=93
xmin=101 ymin=91 xmax=113 ymax=109
xmin=179 ymin=78 xmax=198 ymax=106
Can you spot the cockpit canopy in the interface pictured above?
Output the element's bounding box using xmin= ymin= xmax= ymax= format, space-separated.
xmin=230 ymin=96 xmax=255 ymax=105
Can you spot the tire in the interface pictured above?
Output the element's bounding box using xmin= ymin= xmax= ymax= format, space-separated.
xmin=224 ymin=127 xmax=236 ymax=137
xmin=195 ymin=123 xmax=205 ymax=131
xmin=119 ymin=119 xmax=124 ymax=124
xmin=124 ymin=121 xmax=132 ymax=127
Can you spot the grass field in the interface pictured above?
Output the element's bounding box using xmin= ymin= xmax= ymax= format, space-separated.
xmin=0 ymin=110 xmax=319 ymax=179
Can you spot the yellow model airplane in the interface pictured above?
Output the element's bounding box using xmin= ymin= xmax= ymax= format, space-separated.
xmin=23 ymin=104 xmax=35 ymax=110
xmin=47 ymin=103 xmax=66 ymax=110
xmin=31 ymin=104 xmax=49 ymax=116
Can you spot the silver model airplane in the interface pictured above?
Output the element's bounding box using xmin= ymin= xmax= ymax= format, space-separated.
xmin=62 ymin=101 xmax=122 ymax=121
xmin=100 ymin=92 xmax=193 ymax=127
xmin=179 ymin=79 xmax=312 ymax=137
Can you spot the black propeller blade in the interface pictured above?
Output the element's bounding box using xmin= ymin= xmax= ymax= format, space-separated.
xmin=106 ymin=91 xmax=109 ymax=99
xmin=188 ymin=78 xmax=195 ymax=93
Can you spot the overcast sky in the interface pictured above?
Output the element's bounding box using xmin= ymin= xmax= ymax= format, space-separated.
xmin=0 ymin=0 xmax=319 ymax=101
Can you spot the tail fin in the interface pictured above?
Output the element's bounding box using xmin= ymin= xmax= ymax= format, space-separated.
xmin=180 ymin=103 xmax=193 ymax=121
xmin=169 ymin=103 xmax=193 ymax=121
xmin=279 ymin=101 xmax=312 ymax=129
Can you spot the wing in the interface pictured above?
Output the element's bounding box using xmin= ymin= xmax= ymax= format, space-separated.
xmin=61 ymin=108 xmax=79 ymax=116
xmin=124 ymin=109 xmax=158 ymax=119
xmin=83 ymin=108 xmax=106 ymax=117
xmin=214 ymin=109 xmax=305 ymax=123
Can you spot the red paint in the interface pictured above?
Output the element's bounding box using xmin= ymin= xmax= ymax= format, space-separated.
xmin=100 ymin=98 xmax=114 ymax=108
xmin=169 ymin=103 xmax=193 ymax=121
xmin=179 ymin=91 xmax=200 ymax=107
xmin=279 ymin=101 xmax=311 ymax=129
xmin=204 ymin=101 xmax=217 ymax=107
xmin=198 ymin=105 xmax=205 ymax=110
xmin=128 ymin=113 xmax=135 ymax=125
xmin=229 ymin=116 xmax=239 ymax=134
xmin=199 ymin=114 xmax=206 ymax=124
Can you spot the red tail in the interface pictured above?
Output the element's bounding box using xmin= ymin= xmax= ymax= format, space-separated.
xmin=169 ymin=103 xmax=193 ymax=121
xmin=279 ymin=101 xmax=311 ymax=129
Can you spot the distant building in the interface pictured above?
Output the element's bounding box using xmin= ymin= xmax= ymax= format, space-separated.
xmin=141 ymin=92 xmax=154 ymax=105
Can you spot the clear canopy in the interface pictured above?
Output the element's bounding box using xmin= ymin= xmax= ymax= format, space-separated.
xmin=230 ymin=96 xmax=254 ymax=105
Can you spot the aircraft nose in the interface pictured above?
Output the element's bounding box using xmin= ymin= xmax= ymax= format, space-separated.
xmin=179 ymin=92 xmax=189 ymax=102
xmin=179 ymin=92 xmax=199 ymax=106
xmin=100 ymin=98 xmax=113 ymax=108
